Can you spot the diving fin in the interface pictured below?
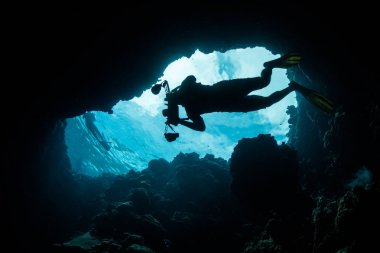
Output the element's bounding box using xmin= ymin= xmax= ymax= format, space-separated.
xmin=264 ymin=53 xmax=301 ymax=68
xmin=290 ymin=81 xmax=335 ymax=113
xmin=304 ymin=91 xmax=335 ymax=113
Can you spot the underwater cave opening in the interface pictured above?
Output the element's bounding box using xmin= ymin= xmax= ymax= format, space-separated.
xmin=64 ymin=46 xmax=297 ymax=176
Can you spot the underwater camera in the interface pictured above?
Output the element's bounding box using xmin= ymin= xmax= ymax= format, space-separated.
xmin=151 ymin=80 xmax=180 ymax=142
xmin=151 ymin=80 xmax=169 ymax=95
xmin=163 ymin=102 xmax=180 ymax=142
xmin=164 ymin=132 xmax=179 ymax=142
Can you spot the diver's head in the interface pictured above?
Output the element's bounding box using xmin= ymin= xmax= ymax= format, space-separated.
xmin=181 ymin=75 xmax=196 ymax=87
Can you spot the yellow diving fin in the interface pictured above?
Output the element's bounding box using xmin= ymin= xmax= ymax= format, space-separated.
xmin=304 ymin=91 xmax=335 ymax=113
xmin=290 ymin=81 xmax=335 ymax=113
xmin=264 ymin=53 xmax=301 ymax=68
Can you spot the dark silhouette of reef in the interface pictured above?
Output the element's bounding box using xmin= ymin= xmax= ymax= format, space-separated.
xmin=3 ymin=2 xmax=380 ymax=252
xmin=51 ymin=153 xmax=245 ymax=253
xmin=33 ymin=135 xmax=378 ymax=253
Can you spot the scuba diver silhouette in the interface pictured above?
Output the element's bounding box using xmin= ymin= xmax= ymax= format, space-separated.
xmin=83 ymin=112 xmax=111 ymax=151
xmin=151 ymin=53 xmax=334 ymax=142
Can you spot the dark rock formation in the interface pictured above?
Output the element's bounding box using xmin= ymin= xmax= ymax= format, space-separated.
xmin=230 ymin=134 xmax=314 ymax=252
xmin=230 ymin=134 xmax=300 ymax=216
xmin=48 ymin=153 xmax=245 ymax=253
xmin=311 ymin=185 xmax=380 ymax=252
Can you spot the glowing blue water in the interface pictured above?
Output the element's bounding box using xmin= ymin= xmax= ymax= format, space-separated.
xmin=65 ymin=47 xmax=297 ymax=176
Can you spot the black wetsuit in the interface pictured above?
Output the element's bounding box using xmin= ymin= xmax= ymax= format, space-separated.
xmin=166 ymin=67 xmax=295 ymax=131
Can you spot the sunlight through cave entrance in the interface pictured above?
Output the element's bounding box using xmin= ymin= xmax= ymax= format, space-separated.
xmin=65 ymin=47 xmax=297 ymax=176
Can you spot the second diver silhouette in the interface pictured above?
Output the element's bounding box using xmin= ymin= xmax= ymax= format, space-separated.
xmin=151 ymin=53 xmax=334 ymax=142
xmin=83 ymin=112 xmax=112 ymax=151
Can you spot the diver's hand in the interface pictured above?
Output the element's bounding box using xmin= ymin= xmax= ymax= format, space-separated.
xmin=167 ymin=116 xmax=180 ymax=126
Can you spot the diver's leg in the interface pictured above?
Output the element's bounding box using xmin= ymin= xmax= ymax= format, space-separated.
xmin=213 ymin=54 xmax=301 ymax=98
xmin=258 ymin=66 xmax=273 ymax=88
xmin=261 ymin=86 xmax=295 ymax=108
xmin=213 ymin=67 xmax=273 ymax=98
xmin=226 ymin=85 xmax=295 ymax=112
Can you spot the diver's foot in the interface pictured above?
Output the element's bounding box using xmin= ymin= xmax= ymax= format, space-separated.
xmin=264 ymin=53 xmax=301 ymax=68
xmin=290 ymin=81 xmax=334 ymax=113
xmin=289 ymin=81 xmax=311 ymax=95
xmin=288 ymin=80 xmax=299 ymax=89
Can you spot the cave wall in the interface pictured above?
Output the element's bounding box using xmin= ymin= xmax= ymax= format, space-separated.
xmin=4 ymin=2 xmax=379 ymax=249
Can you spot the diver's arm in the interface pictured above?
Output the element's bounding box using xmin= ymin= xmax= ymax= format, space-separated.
xmin=178 ymin=115 xmax=206 ymax=131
